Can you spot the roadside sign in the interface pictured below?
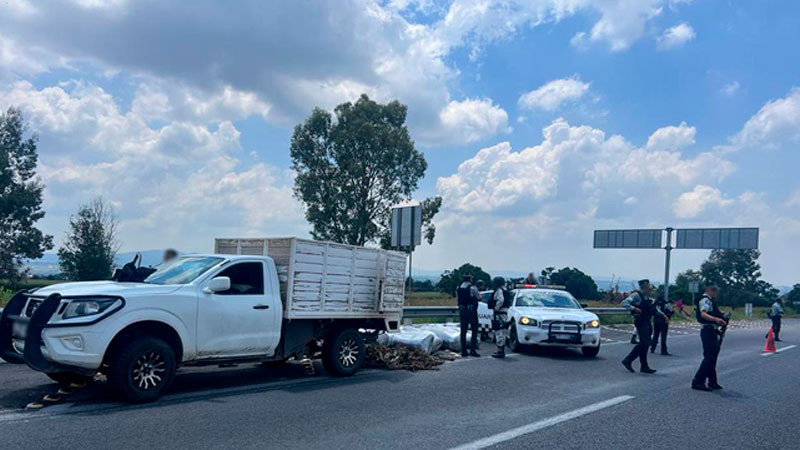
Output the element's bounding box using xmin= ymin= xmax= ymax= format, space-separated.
xmin=745 ymin=303 xmax=753 ymax=317
xmin=675 ymin=227 xmax=759 ymax=250
xmin=390 ymin=203 xmax=421 ymax=249
xmin=593 ymin=229 xmax=662 ymax=249
xmin=688 ymin=280 xmax=699 ymax=294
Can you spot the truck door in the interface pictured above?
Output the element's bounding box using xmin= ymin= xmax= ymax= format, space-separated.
xmin=196 ymin=261 xmax=278 ymax=358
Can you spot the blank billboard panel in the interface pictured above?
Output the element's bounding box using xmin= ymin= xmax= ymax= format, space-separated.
xmin=675 ymin=228 xmax=758 ymax=250
xmin=593 ymin=229 xmax=662 ymax=249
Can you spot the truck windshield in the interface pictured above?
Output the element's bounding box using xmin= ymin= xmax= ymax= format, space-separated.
xmin=515 ymin=291 xmax=581 ymax=309
xmin=144 ymin=257 xmax=224 ymax=285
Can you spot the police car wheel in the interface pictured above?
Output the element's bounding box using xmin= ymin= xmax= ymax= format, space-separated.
xmin=581 ymin=344 xmax=600 ymax=357
xmin=507 ymin=325 xmax=524 ymax=353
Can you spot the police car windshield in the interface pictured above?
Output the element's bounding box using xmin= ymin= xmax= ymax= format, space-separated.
xmin=515 ymin=290 xmax=581 ymax=309
xmin=144 ymin=256 xmax=224 ymax=285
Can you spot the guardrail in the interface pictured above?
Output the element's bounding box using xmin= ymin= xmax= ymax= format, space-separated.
xmin=402 ymin=306 xmax=628 ymax=319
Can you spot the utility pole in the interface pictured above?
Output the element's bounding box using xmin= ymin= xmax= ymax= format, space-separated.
xmin=663 ymin=227 xmax=673 ymax=301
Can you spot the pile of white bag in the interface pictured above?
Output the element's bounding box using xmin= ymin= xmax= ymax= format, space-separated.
xmin=376 ymin=323 xmax=471 ymax=354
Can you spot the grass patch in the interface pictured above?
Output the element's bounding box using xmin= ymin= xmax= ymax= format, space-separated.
xmin=405 ymin=291 xmax=456 ymax=307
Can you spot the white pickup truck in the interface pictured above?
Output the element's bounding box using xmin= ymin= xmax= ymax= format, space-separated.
xmin=0 ymin=238 xmax=406 ymax=402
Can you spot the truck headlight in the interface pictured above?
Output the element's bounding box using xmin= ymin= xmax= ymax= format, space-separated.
xmin=62 ymin=298 xmax=119 ymax=319
xmin=519 ymin=316 xmax=538 ymax=327
xmin=584 ymin=319 xmax=600 ymax=329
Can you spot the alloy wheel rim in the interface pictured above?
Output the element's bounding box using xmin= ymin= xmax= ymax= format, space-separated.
xmin=132 ymin=351 xmax=166 ymax=390
xmin=338 ymin=338 xmax=359 ymax=367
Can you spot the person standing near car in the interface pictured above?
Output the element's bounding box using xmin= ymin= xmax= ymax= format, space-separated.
xmin=691 ymin=282 xmax=727 ymax=392
xmin=651 ymin=295 xmax=673 ymax=356
xmin=621 ymin=279 xmax=657 ymax=374
xmin=456 ymin=274 xmax=481 ymax=357
xmin=491 ymin=277 xmax=510 ymax=359
xmin=770 ymin=297 xmax=784 ymax=342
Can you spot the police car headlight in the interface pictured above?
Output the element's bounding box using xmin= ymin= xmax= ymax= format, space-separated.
xmin=584 ymin=319 xmax=600 ymax=329
xmin=519 ymin=316 xmax=538 ymax=327
xmin=62 ymin=298 xmax=119 ymax=319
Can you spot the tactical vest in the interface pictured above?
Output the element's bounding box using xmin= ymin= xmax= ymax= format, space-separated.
xmin=695 ymin=295 xmax=723 ymax=325
xmin=633 ymin=291 xmax=655 ymax=319
xmin=457 ymin=284 xmax=474 ymax=307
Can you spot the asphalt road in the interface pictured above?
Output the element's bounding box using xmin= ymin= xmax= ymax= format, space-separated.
xmin=1 ymin=320 xmax=798 ymax=450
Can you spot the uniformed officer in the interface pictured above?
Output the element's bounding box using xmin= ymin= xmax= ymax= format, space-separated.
xmin=651 ymin=295 xmax=673 ymax=355
xmin=621 ymin=279 xmax=657 ymax=374
xmin=770 ymin=297 xmax=784 ymax=342
xmin=691 ymin=282 xmax=727 ymax=391
xmin=491 ymin=277 xmax=510 ymax=359
xmin=456 ymin=274 xmax=481 ymax=357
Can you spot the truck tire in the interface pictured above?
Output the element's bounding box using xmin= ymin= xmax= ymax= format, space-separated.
xmin=107 ymin=336 xmax=176 ymax=403
xmin=46 ymin=372 xmax=94 ymax=386
xmin=322 ymin=329 xmax=364 ymax=377
xmin=582 ymin=344 xmax=600 ymax=357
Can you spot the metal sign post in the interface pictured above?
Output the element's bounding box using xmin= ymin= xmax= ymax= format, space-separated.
xmin=594 ymin=227 xmax=759 ymax=299
xmin=391 ymin=202 xmax=422 ymax=295
xmin=688 ymin=280 xmax=699 ymax=305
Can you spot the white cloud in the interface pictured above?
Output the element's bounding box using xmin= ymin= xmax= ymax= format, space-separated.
xmin=645 ymin=121 xmax=696 ymax=151
xmin=657 ymin=23 xmax=696 ymax=49
xmin=0 ymin=80 xmax=305 ymax=251
xmin=431 ymin=98 xmax=510 ymax=144
xmin=672 ymin=185 xmax=732 ymax=218
xmin=728 ymin=87 xmax=800 ymax=150
xmin=572 ymin=0 xmax=665 ymax=52
xmin=518 ymin=76 xmax=591 ymax=112
xmin=721 ymin=81 xmax=740 ymax=96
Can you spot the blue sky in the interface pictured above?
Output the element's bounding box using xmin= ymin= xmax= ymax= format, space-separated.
xmin=1 ymin=0 xmax=799 ymax=286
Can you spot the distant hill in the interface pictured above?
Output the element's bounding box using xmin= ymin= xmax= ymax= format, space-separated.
xmin=26 ymin=250 xmax=169 ymax=276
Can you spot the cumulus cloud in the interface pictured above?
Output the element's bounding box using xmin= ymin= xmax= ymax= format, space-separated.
xmin=518 ymin=76 xmax=591 ymax=112
xmin=672 ymin=185 xmax=732 ymax=218
xmin=429 ymin=98 xmax=510 ymax=145
xmin=0 ymin=80 xmax=305 ymax=251
xmin=0 ymin=0 xmax=687 ymax=146
xmin=721 ymin=81 xmax=740 ymax=96
xmin=728 ymin=87 xmax=800 ymax=150
xmin=645 ymin=121 xmax=696 ymax=151
xmin=657 ymin=23 xmax=696 ymax=50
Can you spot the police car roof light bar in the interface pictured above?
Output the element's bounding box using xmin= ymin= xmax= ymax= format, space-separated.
xmin=515 ymin=284 xmax=567 ymax=290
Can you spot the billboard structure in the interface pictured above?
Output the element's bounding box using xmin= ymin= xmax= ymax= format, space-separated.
xmin=594 ymin=227 xmax=759 ymax=301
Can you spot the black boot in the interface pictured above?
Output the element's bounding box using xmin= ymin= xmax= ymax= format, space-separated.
xmin=622 ymin=360 xmax=634 ymax=373
xmin=492 ymin=349 xmax=505 ymax=359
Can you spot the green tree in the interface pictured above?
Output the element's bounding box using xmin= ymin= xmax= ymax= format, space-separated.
xmin=437 ymin=263 xmax=492 ymax=295
xmin=0 ymin=107 xmax=54 ymax=280
xmin=290 ymin=94 xmax=439 ymax=247
xmin=786 ymin=284 xmax=800 ymax=312
xmin=700 ymin=249 xmax=778 ymax=307
xmin=548 ymin=267 xmax=601 ymax=300
xmin=673 ymin=269 xmax=702 ymax=303
xmin=58 ymin=198 xmax=119 ymax=281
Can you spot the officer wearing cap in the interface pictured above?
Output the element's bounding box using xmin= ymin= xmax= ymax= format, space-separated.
xmin=620 ymin=279 xmax=657 ymax=374
xmin=692 ymin=281 xmax=727 ymax=391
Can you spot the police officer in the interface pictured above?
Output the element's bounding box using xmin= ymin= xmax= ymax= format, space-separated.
xmin=770 ymin=297 xmax=784 ymax=342
xmin=491 ymin=277 xmax=510 ymax=359
xmin=621 ymin=279 xmax=657 ymax=374
xmin=456 ymin=274 xmax=481 ymax=357
xmin=691 ymin=282 xmax=727 ymax=391
xmin=651 ymin=295 xmax=673 ymax=356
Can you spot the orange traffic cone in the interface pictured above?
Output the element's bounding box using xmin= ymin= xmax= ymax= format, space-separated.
xmin=763 ymin=327 xmax=777 ymax=354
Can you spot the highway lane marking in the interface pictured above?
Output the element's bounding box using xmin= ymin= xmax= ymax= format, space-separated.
xmin=762 ymin=344 xmax=796 ymax=357
xmin=449 ymin=395 xmax=635 ymax=450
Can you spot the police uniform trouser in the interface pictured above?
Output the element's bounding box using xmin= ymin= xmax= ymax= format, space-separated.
xmin=459 ymin=305 xmax=479 ymax=353
xmin=692 ymin=326 xmax=720 ymax=387
xmin=772 ymin=316 xmax=781 ymax=340
xmin=494 ymin=312 xmax=508 ymax=349
xmin=651 ymin=320 xmax=668 ymax=353
xmin=623 ymin=318 xmax=652 ymax=368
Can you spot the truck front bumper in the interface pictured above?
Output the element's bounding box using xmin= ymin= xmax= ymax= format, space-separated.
xmin=0 ymin=292 xmax=114 ymax=374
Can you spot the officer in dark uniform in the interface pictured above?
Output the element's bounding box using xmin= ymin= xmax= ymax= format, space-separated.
xmin=621 ymin=279 xmax=657 ymax=374
xmin=456 ymin=274 xmax=481 ymax=357
xmin=692 ymin=282 xmax=727 ymax=391
xmin=770 ymin=297 xmax=784 ymax=342
xmin=650 ymin=295 xmax=673 ymax=355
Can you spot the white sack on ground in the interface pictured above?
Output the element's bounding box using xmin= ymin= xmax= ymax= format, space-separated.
xmin=414 ymin=324 xmax=467 ymax=353
xmin=377 ymin=328 xmax=443 ymax=354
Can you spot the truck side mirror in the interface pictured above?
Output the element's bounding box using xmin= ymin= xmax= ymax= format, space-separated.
xmin=204 ymin=276 xmax=231 ymax=294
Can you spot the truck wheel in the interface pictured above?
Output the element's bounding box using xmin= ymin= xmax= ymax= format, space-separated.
xmin=322 ymin=329 xmax=364 ymax=377
xmin=507 ymin=324 xmax=524 ymax=353
xmin=582 ymin=344 xmax=600 ymax=358
xmin=46 ymin=372 xmax=94 ymax=386
xmin=108 ymin=336 xmax=176 ymax=403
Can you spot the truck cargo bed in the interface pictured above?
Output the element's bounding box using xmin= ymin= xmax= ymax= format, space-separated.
xmin=215 ymin=238 xmax=406 ymax=320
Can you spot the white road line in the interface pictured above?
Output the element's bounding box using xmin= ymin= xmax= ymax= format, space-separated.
xmin=761 ymin=344 xmax=797 ymax=357
xmin=449 ymin=395 xmax=635 ymax=450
